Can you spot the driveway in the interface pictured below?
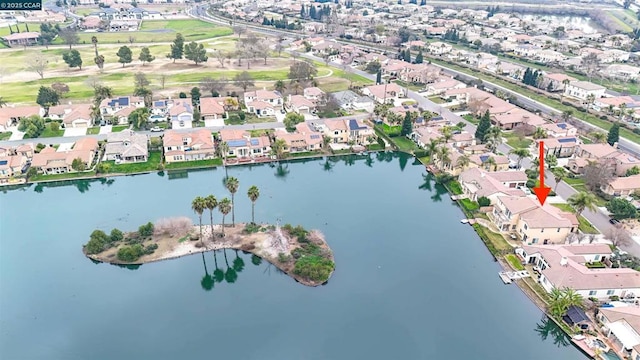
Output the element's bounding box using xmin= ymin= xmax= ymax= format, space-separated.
xmin=63 ymin=127 xmax=87 ymax=137
xmin=8 ymin=128 xmax=24 ymax=141
xmin=204 ymin=119 xmax=225 ymax=127
xmin=57 ymin=142 xmax=74 ymax=151
xmin=99 ymin=125 xmax=113 ymax=134
xmin=274 ymin=112 xmax=285 ymax=122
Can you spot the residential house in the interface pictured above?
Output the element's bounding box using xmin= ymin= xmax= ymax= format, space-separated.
xmin=601 ymin=175 xmax=640 ymax=197
xmin=491 ymin=108 xmax=545 ymax=130
xmin=428 ymin=41 xmax=452 ymax=55
xmin=538 ymin=137 xmax=579 ymax=158
xmin=458 ymin=167 xmax=526 ymax=203
xmin=104 ymin=130 xmax=148 ymax=163
xmin=570 ymin=144 xmax=640 ymax=176
xmin=425 ymin=79 xmax=466 ymax=96
xmin=606 ymin=64 xmax=640 ymax=81
xmin=219 ymin=129 xmax=271 ymax=159
xmin=62 ymin=104 xmax=93 ymax=128
xmin=362 ymin=83 xmax=406 ymax=104
xmin=99 ymin=96 xmax=145 ymax=123
xmin=468 ymin=53 xmax=498 ymax=69
xmin=31 ymin=138 xmax=99 ymax=174
xmin=199 ymin=97 xmax=227 ymax=127
xmin=450 ymin=132 xmax=476 ymax=149
xmin=287 ymin=95 xmax=317 ymax=115
xmin=323 ymin=119 xmax=349 ymax=144
xmin=303 ymin=87 xmax=325 ymax=102
xmin=597 ymin=306 xmax=640 ymax=359
xmin=492 ymin=196 xmax=577 ymax=242
xmin=346 ymin=119 xmax=374 ymax=145
xmin=169 ymin=101 xmax=194 ymax=129
xmin=163 ymin=129 xmax=215 ymax=163
xmin=516 ymin=244 xmax=640 ymax=300
xmin=540 ymin=122 xmax=577 ymax=138
xmin=564 ymin=81 xmax=607 ymax=101
xmin=592 ymin=96 xmax=638 ymax=113
xmin=0 ymin=106 xmax=41 ymax=131
xmin=331 ymin=91 xmax=375 ymax=112
xmin=410 ymin=127 xmax=442 ymax=148
xmin=542 ymin=73 xmax=578 ymax=92
xmin=469 ymin=153 xmax=510 ymax=171
xmin=1 ymin=32 xmax=40 ymax=47
xmin=0 ymin=154 xmax=28 ymax=182
xmin=244 ymin=89 xmax=284 ymax=117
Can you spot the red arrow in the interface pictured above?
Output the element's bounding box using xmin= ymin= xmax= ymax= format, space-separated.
xmin=533 ymin=141 xmax=551 ymax=206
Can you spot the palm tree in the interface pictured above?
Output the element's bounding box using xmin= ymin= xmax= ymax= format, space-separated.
xmin=590 ymin=131 xmax=606 ymax=144
xmin=436 ymin=146 xmax=450 ymax=170
xmin=274 ymin=80 xmax=286 ymax=94
xmin=271 ymin=138 xmax=287 ymax=161
xmin=532 ymin=127 xmax=547 ymax=140
xmin=456 ymin=154 xmax=470 ymax=171
xmin=440 ymin=126 xmax=453 ymax=143
xmin=561 ymin=110 xmax=573 ymax=122
xmin=218 ymin=198 xmax=232 ymax=235
xmin=510 ymin=148 xmax=530 ymax=169
xmin=619 ymin=103 xmax=627 ymax=121
xmin=218 ymin=141 xmax=229 ymax=177
xmin=585 ymin=93 xmax=595 ymax=113
xmin=225 ymin=177 xmax=239 ymax=226
xmin=426 ymin=139 xmax=440 ymax=165
xmin=548 ymin=287 xmax=584 ymax=317
xmin=91 ymin=36 xmax=99 ymax=57
xmin=551 ymin=167 xmax=567 ymax=191
xmin=567 ymin=191 xmax=598 ymax=217
xmin=191 ymin=196 xmax=206 ymax=247
xmin=484 ymin=126 xmax=502 ymax=152
xmin=247 ymin=185 xmax=260 ymax=224
xmin=204 ymin=195 xmax=218 ymax=240
xmin=483 ymin=156 xmax=497 ymax=171
xmin=560 ymin=78 xmax=570 ymax=102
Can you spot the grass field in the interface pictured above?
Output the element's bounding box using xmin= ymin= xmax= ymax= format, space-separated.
xmin=164 ymin=158 xmax=223 ymax=170
xmin=503 ymin=132 xmax=533 ymax=149
xmin=0 ymin=132 xmax=12 ymax=141
xmin=31 ymin=171 xmax=96 ymax=181
xmin=51 ymin=20 xmax=232 ymax=45
xmin=605 ymin=10 xmax=638 ymax=32
xmin=103 ymin=151 xmax=162 ymax=173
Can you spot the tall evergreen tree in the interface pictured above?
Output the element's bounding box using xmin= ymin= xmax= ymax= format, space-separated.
xmin=475 ymin=110 xmax=491 ymax=142
xmin=608 ymin=123 xmax=620 ymax=146
xmin=300 ymin=4 xmax=305 ymax=18
xmin=309 ymin=5 xmax=316 ymax=20
xmin=376 ymin=70 xmax=382 ymax=85
xmin=168 ymin=33 xmax=185 ymax=63
xmin=401 ymin=111 xmax=413 ymax=136
xmin=404 ymin=48 xmax=411 ymax=62
xmin=415 ymin=50 xmax=423 ymax=64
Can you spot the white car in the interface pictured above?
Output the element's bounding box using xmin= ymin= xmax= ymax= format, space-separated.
xmin=150 ymin=127 xmax=164 ymax=132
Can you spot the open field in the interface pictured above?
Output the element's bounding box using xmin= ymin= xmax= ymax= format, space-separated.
xmin=49 ymin=20 xmax=232 ymax=45
xmin=605 ymin=10 xmax=638 ymax=33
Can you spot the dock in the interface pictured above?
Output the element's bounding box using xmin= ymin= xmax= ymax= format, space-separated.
xmin=498 ymin=270 xmax=531 ymax=284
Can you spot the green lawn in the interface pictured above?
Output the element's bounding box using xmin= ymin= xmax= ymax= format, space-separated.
xmin=380 ymin=124 xmax=401 ymax=136
xmin=367 ymin=143 xmax=385 ymax=151
xmin=87 ymin=127 xmax=100 ymax=135
xmin=503 ymin=132 xmax=533 ymax=149
xmin=460 ymin=198 xmax=480 ymax=212
xmin=463 ymin=114 xmax=478 ymax=125
xmin=31 ymin=171 xmax=96 ymax=181
xmin=429 ymin=58 xmax=640 ymax=145
xmin=40 ymin=128 xmax=65 ymax=138
xmin=112 ymin=125 xmax=130 ymax=132
xmin=428 ymin=96 xmax=446 ymax=104
xmin=505 ymin=254 xmax=525 ymax=271
xmin=605 ymin=10 xmax=636 ymax=32
xmin=472 ymin=224 xmax=512 ymax=256
xmin=551 ymin=203 xmax=600 ymax=234
xmin=164 ymin=158 xmax=223 ymax=170
xmin=289 ymin=151 xmax=323 ymax=158
xmin=104 ymin=151 xmax=162 ymax=174
xmin=390 ymin=136 xmax=418 ymax=152
xmin=54 ymin=20 xmax=233 ymax=44
xmin=74 ymin=8 xmax=94 ymax=16
xmin=0 ymin=132 xmax=12 ymax=141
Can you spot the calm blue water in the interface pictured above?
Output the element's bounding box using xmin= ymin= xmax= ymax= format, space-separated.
xmin=0 ymin=153 xmax=585 ymax=359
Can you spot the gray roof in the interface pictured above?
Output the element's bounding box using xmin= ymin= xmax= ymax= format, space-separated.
xmin=105 ymin=130 xmax=148 ymax=157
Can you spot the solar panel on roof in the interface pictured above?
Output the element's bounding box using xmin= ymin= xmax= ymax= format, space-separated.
xmin=250 ymin=139 xmax=259 ymax=146
xmin=480 ymin=155 xmax=489 ymax=163
xmin=0 ymin=160 xmax=7 ymax=166
xmin=558 ymin=137 xmax=576 ymax=143
xmin=310 ymin=135 xmax=321 ymax=139
xmin=227 ymin=140 xmax=247 ymax=147
xmin=557 ymin=123 xmax=567 ymax=129
xmin=119 ymin=97 xmax=129 ymax=106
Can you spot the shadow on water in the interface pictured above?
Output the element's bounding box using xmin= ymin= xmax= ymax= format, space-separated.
xmin=111 ymin=263 xmax=141 ymax=271
xmin=32 ymin=177 xmax=115 ymax=194
xmin=417 ymin=172 xmax=448 ymax=202
xmin=535 ymin=315 xmax=572 ymax=348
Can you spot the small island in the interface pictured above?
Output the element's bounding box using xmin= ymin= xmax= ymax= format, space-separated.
xmin=83 ymin=217 xmax=335 ymax=287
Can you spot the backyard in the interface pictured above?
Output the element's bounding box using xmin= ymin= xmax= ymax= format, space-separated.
xmin=164 ymin=158 xmax=223 ymax=170
xmin=102 ymin=151 xmax=162 ymax=174
xmin=503 ymin=131 xmax=533 ymax=149
xmin=551 ymin=203 xmax=600 ymax=234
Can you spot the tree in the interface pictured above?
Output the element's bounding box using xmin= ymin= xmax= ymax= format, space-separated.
xmin=233 ymin=71 xmax=254 ymax=92
xmin=139 ymin=47 xmax=155 ymax=65
xmin=607 ymin=224 xmax=632 ymax=248
xmin=59 ymin=28 xmax=79 ymax=50
xmin=436 ymin=145 xmax=451 ymax=170
xmin=192 ymin=196 xmax=206 ymax=248
xmin=426 ymin=139 xmax=439 ymax=165
xmin=456 ymin=154 xmax=470 ymax=170
xmin=110 ymin=228 xmax=124 ymax=243
xmin=567 ymin=191 xmax=598 ymax=217
xmin=607 ymin=123 xmax=620 ymax=146
xmin=288 ymin=61 xmax=318 ymax=82
xmin=626 ymin=166 xmax=640 ymax=177
xmin=128 ymin=107 xmax=150 ymax=129
xmin=475 ymin=110 xmax=491 ymax=142
xmin=365 ymin=60 xmax=381 ymax=74
xmin=583 ymin=161 xmax=613 ymax=192
xmin=510 ymin=148 xmax=530 ymax=169
xmin=94 ymin=55 xmax=105 ymax=71
xmin=401 ymin=111 xmax=413 ymax=136
xmin=590 ymin=131 xmax=607 ymax=144
xmin=247 ymin=185 xmax=260 ymax=224
xmin=484 ymin=126 xmax=502 ymax=152
xmin=71 ymin=157 xmax=86 ymax=171
xmin=545 ymin=153 xmax=557 ymax=169
xmin=36 ymin=86 xmax=59 ymax=116
xmin=190 ymin=87 xmax=201 ymax=107
xmin=607 ymin=198 xmax=638 ymax=220
xmin=0 ymin=97 xmax=6 ymax=108
xmin=27 ymin=52 xmax=48 ymax=79
xmin=200 ymin=76 xmax=227 ymax=97
xmin=561 ymin=110 xmax=573 ymax=122
xmin=415 ymin=50 xmax=423 ymax=64
xmin=274 ymin=80 xmax=286 ymax=94
xmin=218 ymin=141 xmax=229 ymax=177
xmin=51 ymin=82 xmax=69 ymax=97
xmin=551 ymin=167 xmax=567 ymax=191
xmin=134 ymin=72 xmax=150 ymax=88
xmin=116 ymin=46 xmax=133 ymax=67
xmin=548 ymin=287 xmax=584 ymax=317
xmin=225 ymin=177 xmax=239 ymax=226
xmin=134 ymin=86 xmax=153 ymax=108
xmin=204 ymin=195 xmax=218 ymax=240
xmin=271 ymin=138 xmax=287 ymax=161
xmin=167 ymin=33 xmax=185 ymax=63
xmin=376 ymin=71 xmax=382 ymax=85
xmin=39 ymin=23 xmax=59 ymax=49
xmin=532 ymin=127 xmax=547 ymax=140
xmin=218 ymin=198 xmax=232 ymax=235
xmin=483 ymin=156 xmax=497 ymax=171
xmin=62 ymin=49 xmax=83 ymax=70
xmin=184 ymin=41 xmax=208 ymax=65
xmin=284 ymin=112 xmax=305 ymax=131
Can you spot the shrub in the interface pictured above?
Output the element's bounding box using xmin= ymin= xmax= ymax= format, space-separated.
xmin=110 ymin=228 xmax=124 ymax=243
xmin=478 ymin=196 xmax=491 ymax=207
xmin=143 ymin=243 xmax=158 ymax=255
xmin=138 ymin=222 xmax=154 ymax=237
xmin=85 ymin=237 xmax=105 ymax=254
xmin=526 ymin=179 xmax=536 ymax=188
xmin=282 ymin=224 xmax=309 ymax=243
xmin=413 ymin=150 xmax=429 ymax=158
xmin=179 ymin=92 xmax=187 ymax=98
xmin=293 ymin=255 xmax=335 ymax=282
xmin=609 ymin=295 xmax=620 ymax=301
xmin=117 ymin=244 xmax=144 ymax=262
xmin=238 ymin=112 xmax=246 ymax=121
xmin=278 ymin=252 xmax=291 ymax=263
xmin=243 ymin=222 xmax=261 ymax=234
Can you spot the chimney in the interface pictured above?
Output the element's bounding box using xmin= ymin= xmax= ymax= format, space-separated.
xmin=560 ymin=257 xmax=568 ymax=267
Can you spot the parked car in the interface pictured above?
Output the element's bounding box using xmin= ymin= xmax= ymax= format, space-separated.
xmin=609 ymin=218 xmax=621 ymax=225
xmin=150 ymin=127 xmax=164 ymax=132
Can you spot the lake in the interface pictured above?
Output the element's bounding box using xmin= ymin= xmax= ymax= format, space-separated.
xmin=0 ymin=153 xmax=586 ymax=359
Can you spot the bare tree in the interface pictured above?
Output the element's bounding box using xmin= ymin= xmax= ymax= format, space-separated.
xmin=583 ymin=160 xmax=614 ymax=192
xmin=275 ymin=42 xmax=285 ymax=57
xmin=84 ymin=76 xmax=103 ymax=91
xmin=59 ymin=28 xmax=79 ymax=50
xmin=27 ymin=52 xmax=48 ymax=79
xmin=214 ymin=50 xmax=226 ymax=67
xmin=129 ymin=36 xmax=135 ymax=44
xmin=256 ymin=41 xmax=271 ymax=65
xmin=159 ymin=74 xmax=167 ymax=90
xmin=233 ymin=71 xmax=254 ymax=92
xmin=134 ymin=72 xmax=150 ymax=88
xmin=200 ymin=76 xmax=227 ymax=96
xmin=607 ymin=224 xmax=632 ymax=248
xmin=233 ymin=25 xmax=246 ymax=38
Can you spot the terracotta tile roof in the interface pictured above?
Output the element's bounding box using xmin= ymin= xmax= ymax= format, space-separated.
xmin=607 ymin=175 xmax=640 ymax=191
xmin=199 ymin=97 xmax=225 ymax=116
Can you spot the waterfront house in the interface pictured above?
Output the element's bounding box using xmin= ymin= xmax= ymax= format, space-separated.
xmin=597 ymin=306 xmax=640 ymax=359
xmin=516 ymin=244 xmax=640 ymax=300
xmin=169 ymin=101 xmax=194 ymax=129
xmin=601 ymin=175 xmax=640 ymax=197
xmin=346 ymin=119 xmax=374 ymax=145
xmin=104 ymin=130 xmax=148 ymax=163
xmin=0 ymin=154 xmax=27 ymax=182
xmin=458 ymin=167 xmax=526 ymax=203
xmin=537 ymin=137 xmax=579 ymax=158
xmin=492 ymin=196 xmax=577 ymax=242
xmin=469 ymin=153 xmax=510 ymax=171
xmin=244 ymin=89 xmax=283 ymax=117
xmin=322 ymin=119 xmax=349 ymax=144
xmin=163 ymin=129 xmax=215 ymax=163
xmin=31 ymin=138 xmax=99 ymax=175
xmin=274 ymin=131 xmax=309 ymax=154
xmin=219 ymin=129 xmax=271 ymax=159
xmin=564 ymin=81 xmax=606 ymax=101
xmin=410 ymin=127 xmax=442 ymax=148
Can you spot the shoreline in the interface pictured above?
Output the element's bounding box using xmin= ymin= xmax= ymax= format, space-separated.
xmin=85 ymin=223 xmax=335 ymax=287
